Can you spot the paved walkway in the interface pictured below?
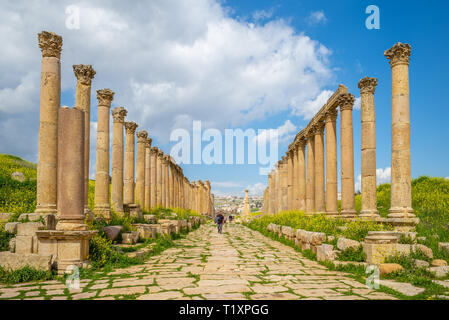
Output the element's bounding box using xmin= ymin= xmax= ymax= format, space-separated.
xmin=0 ymin=223 xmax=396 ymax=300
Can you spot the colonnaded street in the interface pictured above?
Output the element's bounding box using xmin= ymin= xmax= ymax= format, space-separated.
xmin=0 ymin=223 xmax=395 ymax=300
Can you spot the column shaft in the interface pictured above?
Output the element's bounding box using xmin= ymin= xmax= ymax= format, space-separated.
xmin=306 ymin=135 xmax=315 ymax=213
xmin=135 ymin=131 xmax=148 ymax=209
xmin=325 ymin=110 xmax=338 ymax=215
xmin=314 ymin=123 xmax=325 ymax=213
xmin=111 ymin=107 xmax=127 ymax=214
xmin=124 ymin=122 xmax=138 ymax=204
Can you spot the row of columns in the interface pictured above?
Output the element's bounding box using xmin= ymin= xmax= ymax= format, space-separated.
xmin=34 ymin=31 xmax=215 ymax=220
xmin=264 ymin=42 xmax=416 ymax=223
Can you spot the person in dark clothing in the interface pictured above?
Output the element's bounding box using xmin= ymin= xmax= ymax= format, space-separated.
xmin=214 ymin=213 xmax=225 ymax=234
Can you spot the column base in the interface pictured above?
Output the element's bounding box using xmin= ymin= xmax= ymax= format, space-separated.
xmin=124 ymin=204 xmax=143 ymax=220
xmin=340 ymin=210 xmax=358 ymax=219
xmin=35 ymin=204 xmax=57 ymax=216
xmin=387 ymin=207 xmax=415 ymax=219
xmin=93 ymin=205 xmax=111 ymax=220
xmin=359 ymin=210 xmax=381 ymax=219
xmin=36 ymin=229 xmax=97 ymax=274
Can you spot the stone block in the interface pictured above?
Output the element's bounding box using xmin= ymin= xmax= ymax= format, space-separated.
xmin=309 ymin=232 xmax=326 ymax=245
xmin=316 ymin=244 xmax=337 ymax=262
xmin=0 ymin=252 xmax=52 ymax=271
xmin=438 ymin=242 xmax=449 ymax=254
xmin=363 ymin=243 xmax=412 ymax=264
xmin=379 ymin=263 xmax=403 ymax=275
xmin=15 ymin=235 xmax=34 ymax=254
xmin=413 ymin=259 xmax=430 ymax=268
xmin=102 ymin=225 xmax=123 ymax=241
xmin=9 ymin=238 xmax=15 ymax=253
xmin=427 ymin=266 xmax=449 ymax=278
xmin=18 ymin=213 xmax=41 ymax=222
xmin=4 ymin=222 xmax=20 ymax=234
xmin=431 ymin=259 xmax=447 ymax=267
xmin=413 ymin=244 xmax=433 ymax=259
xmin=144 ymin=215 xmax=156 ymax=224
xmin=337 ymin=237 xmax=361 ymax=251
xmin=122 ymin=231 xmax=139 ymax=244
xmin=0 ymin=212 xmax=11 ymax=221
xmin=17 ymin=222 xmax=45 ymax=236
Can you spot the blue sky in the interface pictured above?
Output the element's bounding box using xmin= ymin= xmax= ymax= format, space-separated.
xmin=0 ymin=0 xmax=448 ymax=196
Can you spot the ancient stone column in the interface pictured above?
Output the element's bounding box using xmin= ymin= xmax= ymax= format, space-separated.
xmin=296 ymin=139 xmax=307 ymax=211
xmin=359 ymin=77 xmax=380 ymax=218
xmin=73 ymin=65 xmax=96 ymax=214
xmin=338 ymin=93 xmax=357 ymax=217
xmin=205 ymin=181 xmax=211 ymax=215
xmin=384 ymin=43 xmax=416 ymax=221
xmin=57 ymin=106 xmax=86 ymax=230
xmin=314 ymin=121 xmax=325 ymax=213
xmin=267 ymin=173 xmax=272 ymax=214
xmin=325 ymin=109 xmax=338 ymax=215
xmin=35 ymin=31 xmax=63 ymax=216
xmin=144 ymin=138 xmax=152 ymax=211
xmin=111 ymin=107 xmax=127 ymax=215
xmin=169 ymin=160 xmax=174 ymax=208
xmin=243 ymin=189 xmax=250 ymax=215
xmin=124 ymin=122 xmax=138 ymax=205
xmin=291 ymin=146 xmax=298 ymax=210
xmin=94 ymin=89 xmax=115 ymax=219
xmin=164 ymin=155 xmax=170 ymax=208
xmin=276 ymin=163 xmax=282 ymax=213
xmin=135 ymin=130 xmax=148 ymax=209
xmin=197 ymin=180 xmax=203 ymax=214
xmin=156 ymin=149 xmax=164 ymax=206
xmin=306 ymin=134 xmax=315 ymax=213
xmin=150 ymin=147 xmax=158 ymax=208
xmin=287 ymin=151 xmax=294 ymax=210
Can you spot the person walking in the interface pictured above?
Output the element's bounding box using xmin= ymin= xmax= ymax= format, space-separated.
xmin=214 ymin=212 xmax=225 ymax=234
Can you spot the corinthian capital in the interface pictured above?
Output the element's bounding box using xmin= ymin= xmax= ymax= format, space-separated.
xmin=150 ymin=147 xmax=158 ymax=155
xmin=112 ymin=107 xmax=127 ymax=123
xmin=124 ymin=121 xmax=138 ymax=134
xmin=338 ymin=93 xmax=355 ymax=111
xmin=358 ymin=77 xmax=378 ymax=95
xmin=38 ymin=31 xmax=62 ymax=58
xmin=73 ymin=65 xmax=96 ymax=86
xmin=145 ymin=138 xmax=152 ymax=149
xmin=136 ymin=130 xmax=148 ymax=142
xmin=384 ymin=42 xmax=411 ymax=67
xmin=157 ymin=150 xmax=164 ymax=158
xmin=97 ymin=89 xmax=115 ymax=107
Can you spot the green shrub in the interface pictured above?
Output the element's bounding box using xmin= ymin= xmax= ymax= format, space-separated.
xmin=337 ymin=246 xmax=366 ymax=262
xmin=0 ymin=225 xmax=14 ymax=252
xmin=0 ymin=266 xmax=55 ymax=284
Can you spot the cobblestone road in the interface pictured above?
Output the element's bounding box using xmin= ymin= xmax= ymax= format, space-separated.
xmin=0 ymin=223 xmax=396 ymax=300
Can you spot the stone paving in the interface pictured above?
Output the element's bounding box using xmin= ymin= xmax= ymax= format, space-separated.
xmin=0 ymin=223 xmax=396 ymax=300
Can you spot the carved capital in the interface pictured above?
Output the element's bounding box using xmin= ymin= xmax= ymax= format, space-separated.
xmin=384 ymin=42 xmax=411 ymax=67
xmin=73 ymin=65 xmax=96 ymax=86
xmin=124 ymin=121 xmax=138 ymax=134
xmin=38 ymin=31 xmax=62 ymax=58
xmin=324 ymin=109 xmax=338 ymax=122
xmin=145 ymin=138 xmax=152 ymax=149
xmin=150 ymin=147 xmax=158 ymax=155
xmin=313 ymin=120 xmax=325 ymax=135
xmin=157 ymin=150 xmax=164 ymax=158
xmin=97 ymin=89 xmax=115 ymax=107
xmin=358 ymin=77 xmax=378 ymax=95
xmin=111 ymin=107 xmax=127 ymax=123
xmin=136 ymin=130 xmax=148 ymax=143
xmin=338 ymin=93 xmax=355 ymax=111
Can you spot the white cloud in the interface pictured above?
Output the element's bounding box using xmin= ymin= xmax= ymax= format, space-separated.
xmin=376 ymin=167 xmax=391 ymax=184
xmin=308 ymin=11 xmax=327 ymax=25
xmin=212 ymin=181 xmax=241 ymax=188
xmin=252 ymin=8 xmax=275 ymax=21
xmin=0 ymin=0 xmax=334 ymax=174
xmin=355 ymin=167 xmax=391 ymax=192
xmin=292 ymin=90 xmax=333 ymax=120
xmin=354 ymin=96 xmax=361 ymax=110
xmin=253 ymin=119 xmax=298 ymax=145
xmin=247 ymin=182 xmax=266 ymax=196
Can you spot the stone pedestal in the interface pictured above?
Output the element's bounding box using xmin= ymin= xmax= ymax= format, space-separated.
xmin=123 ymin=203 xmax=143 ymax=220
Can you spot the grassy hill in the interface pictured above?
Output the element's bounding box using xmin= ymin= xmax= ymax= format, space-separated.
xmin=0 ymin=154 xmax=37 ymax=213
